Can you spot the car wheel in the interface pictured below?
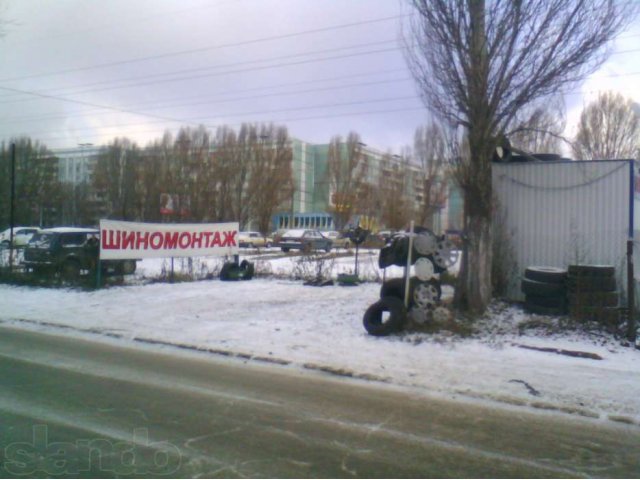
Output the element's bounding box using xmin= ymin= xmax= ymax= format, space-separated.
xmin=116 ymin=260 xmax=136 ymax=275
xmin=266 ymin=242 xmax=272 ymax=248
xmin=61 ymin=260 xmax=81 ymax=281
xmin=324 ymin=245 xmax=331 ymax=253
xmin=282 ymin=247 xmax=290 ymax=253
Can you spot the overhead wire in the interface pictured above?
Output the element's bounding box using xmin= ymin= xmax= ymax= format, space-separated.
xmin=0 ymin=14 xmax=407 ymax=84
xmin=4 ymin=95 xmax=422 ymax=138
xmin=0 ymin=38 xmax=401 ymax=100
xmin=0 ymin=76 xmax=414 ymax=125
xmin=12 ymin=106 xmax=428 ymax=145
xmin=0 ymin=45 xmax=405 ymax=105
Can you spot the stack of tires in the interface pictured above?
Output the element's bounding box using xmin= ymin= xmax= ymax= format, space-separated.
xmin=567 ymin=265 xmax=619 ymax=329
xmin=521 ymin=267 xmax=568 ymax=315
xmin=364 ymin=227 xmax=455 ymax=336
xmin=219 ymin=260 xmax=255 ymax=281
xmin=363 ymin=277 xmax=443 ymax=336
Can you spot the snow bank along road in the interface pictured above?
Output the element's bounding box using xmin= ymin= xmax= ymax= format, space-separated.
xmin=1 ymin=276 xmax=640 ymax=425
xmin=2 ymin=326 xmax=640 ymax=478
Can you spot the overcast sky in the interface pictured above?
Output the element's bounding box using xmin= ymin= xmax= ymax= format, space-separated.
xmin=0 ymin=0 xmax=639 ymax=154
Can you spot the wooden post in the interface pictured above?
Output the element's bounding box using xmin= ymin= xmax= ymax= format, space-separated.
xmin=404 ymin=221 xmax=415 ymax=309
xmin=627 ymin=239 xmax=636 ymax=343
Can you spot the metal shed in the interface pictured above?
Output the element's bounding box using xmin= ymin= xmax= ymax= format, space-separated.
xmin=492 ymin=159 xmax=638 ymax=301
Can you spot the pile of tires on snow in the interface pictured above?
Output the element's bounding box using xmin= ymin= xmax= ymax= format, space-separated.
xmin=363 ymin=228 xmax=458 ymax=336
xmin=522 ymin=264 xmax=620 ymax=328
xmin=219 ymin=260 xmax=255 ymax=281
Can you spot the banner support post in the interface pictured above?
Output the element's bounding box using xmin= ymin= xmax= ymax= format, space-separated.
xmin=96 ymin=260 xmax=102 ymax=288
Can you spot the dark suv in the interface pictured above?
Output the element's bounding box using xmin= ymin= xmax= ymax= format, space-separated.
xmin=23 ymin=227 xmax=136 ymax=279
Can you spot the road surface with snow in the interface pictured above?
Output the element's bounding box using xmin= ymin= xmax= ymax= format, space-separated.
xmin=2 ymin=326 xmax=640 ymax=478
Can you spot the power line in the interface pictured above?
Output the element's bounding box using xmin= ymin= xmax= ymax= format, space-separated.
xmin=0 ymin=38 xmax=401 ymax=102
xmin=0 ymin=85 xmax=204 ymax=128
xmin=0 ymin=76 xmax=414 ymax=125
xmin=8 ymin=106 xmax=427 ymax=145
xmin=6 ymin=95 xmax=421 ymax=138
xmin=0 ymin=45 xmax=404 ymax=105
xmin=0 ymin=14 xmax=406 ymax=84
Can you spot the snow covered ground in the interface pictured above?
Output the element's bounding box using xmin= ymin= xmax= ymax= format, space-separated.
xmin=1 ymin=250 xmax=639 ymax=426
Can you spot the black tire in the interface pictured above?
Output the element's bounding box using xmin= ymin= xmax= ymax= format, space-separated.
xmin=380 ymin=277 xmax=417 ymax=302
xmin=61 ymin=259 xmax=81 ymax=281
xmin=324 ymin=245 xmax=331 ymax=253
xmin=282 ymin=247 xmax=290 ymax=253
xmin=570 ymin=305 xmax=620 ymax=325
xmin=239 ymin=260 xmax=255 ymax=280
xmin=524 ymin=301 xmax=565 ymax=316
xmin=568 ymin=265 xmax=615 ymax=277
xmin=568 ymin=291 xmax=618 ymax=308
xmin=521 ymin=278 xmax=566 ymax=296
xmin=525 ymin=294 xmax=567 ymax=309
xmin=220 ymin=261 xmax=240 ymax=281
xmin=524 ymin=267 xmax=567 ymax=284
xmin=363 ymin=296 xmax=407 ymax=336
xmin=567 ymin=276 xmax=616 ymax=292
xmin=115 ymin=260 xmax=137 ymax=275
xmin=378 ymin=244 xmax=396 ymax=268
xmin=391 ymin=236 xmax=409 ymax=266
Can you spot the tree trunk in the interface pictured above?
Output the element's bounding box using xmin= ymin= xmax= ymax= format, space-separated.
xmin=454 ymin=210 xmax=493 ymax=314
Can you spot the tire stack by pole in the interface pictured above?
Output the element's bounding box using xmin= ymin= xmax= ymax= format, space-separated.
xmin=521 ymin=267 xmax=568 ymax=315
xmin=567 ymin=265 xmax=619 ymax=330
xmin=363 ymin=228 xmax=458 ymax=336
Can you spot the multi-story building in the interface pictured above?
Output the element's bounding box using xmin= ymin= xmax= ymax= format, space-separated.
xmin=51 ymin=138 xmax=463 ymax=233
xmin=272 ymin=139 xmax=462 ymax=234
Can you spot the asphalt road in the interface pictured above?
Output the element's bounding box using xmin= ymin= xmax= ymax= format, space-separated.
xmin=0 ymin=326 xmax=639 ymax=478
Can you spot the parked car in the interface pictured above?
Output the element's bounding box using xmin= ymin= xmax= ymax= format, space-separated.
xmin=324 ymin=230 xmax=351 ymax=249
xmin=23 ymin=227 xmax=136 ymax=279
xmin=277 ymin=229 xmax=332 ymax=253
xmin=238 ymin=231 xmax=273 ymax=248
xmin=0 ymin=226 xmax=40 ymax=248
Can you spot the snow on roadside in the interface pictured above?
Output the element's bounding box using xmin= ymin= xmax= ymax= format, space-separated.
xmin=1 ymin=276 xmax=639 ymax=424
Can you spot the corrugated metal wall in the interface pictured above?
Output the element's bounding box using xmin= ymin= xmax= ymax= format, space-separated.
xmin=492 ymin=160 xmax=632 ymax=300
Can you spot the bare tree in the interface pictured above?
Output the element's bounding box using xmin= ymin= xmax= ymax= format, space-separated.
xmin=249 ymin=124 xmax=294 ymax=236
xmin=414 ymin=122 xmax=451 ymax=230
xmin=509 ymin=105 xmax=566 ymax=154
xmin=573 ymin=91 xmax=640 ymax=160
xmin=405 ymin=0 xmax=636 ymax=313
xmin=326 ymin=132 xmax=368 ymax=230
xmin=0 ymin=138 xmax=61 ymax=228
xmin=93 ymin=138 xmax=140 ymax=220
xmin=377 ymin=153 xmax=412 ymax=230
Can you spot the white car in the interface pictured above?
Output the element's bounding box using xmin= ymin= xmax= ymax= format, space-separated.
xmin=0 ymin=226 xmax=40 ymax=248
xmin=238 ymin=231 xmax=273 ymax=248
xmin=324 ymin=231 xmax=351 ymax=249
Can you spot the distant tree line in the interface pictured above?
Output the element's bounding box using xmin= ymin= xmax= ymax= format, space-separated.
xmin=1 ymin=100 xmax=638 ymax=233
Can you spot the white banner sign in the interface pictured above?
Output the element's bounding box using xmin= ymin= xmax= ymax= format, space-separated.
xmin=99 ymin=219 xmax=239 ymax=260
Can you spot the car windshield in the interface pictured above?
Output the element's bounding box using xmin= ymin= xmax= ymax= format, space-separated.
xmin=282 ymin=230 xmax=305 ymax=238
